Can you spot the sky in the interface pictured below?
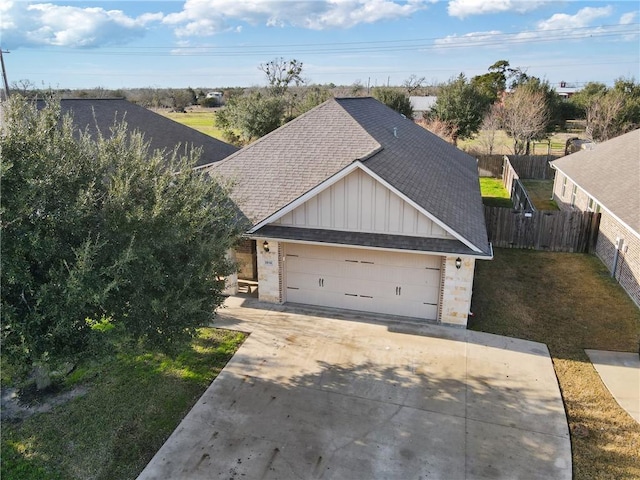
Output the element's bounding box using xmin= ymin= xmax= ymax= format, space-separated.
xmin=1 ymin=0 xmax=639 ymax=90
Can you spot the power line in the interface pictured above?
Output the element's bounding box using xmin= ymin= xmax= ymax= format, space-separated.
xmin=20 ymin=23 xmax=639 ymax=58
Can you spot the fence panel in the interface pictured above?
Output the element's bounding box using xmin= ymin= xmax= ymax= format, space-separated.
xmin=484 ymin=207 xmax=600 ymax=253
xmin=506 ymin=155 xmax=558 ymax=179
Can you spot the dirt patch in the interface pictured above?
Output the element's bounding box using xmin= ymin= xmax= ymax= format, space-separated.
xmin=1 ymin=384 xmax=88 ymax=422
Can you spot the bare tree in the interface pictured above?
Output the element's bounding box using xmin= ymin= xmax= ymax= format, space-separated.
xmin=259 ymin=57 xmax=304 ymax=96
xmin=420 ymin=117 xmax=459 ymax=144
xmin=403 ymin=74 xmax=425 ymax=94
xmin=502 ymin=86 xmax=549 ymax=155
xmin=478 ymin=102 xmax=503 ymax=155
xmin=585 ymin=91 xmax=625 ymax=142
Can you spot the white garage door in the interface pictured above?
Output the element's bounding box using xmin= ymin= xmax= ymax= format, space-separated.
xmin=284 ymin=243 xmax=441 ymax=320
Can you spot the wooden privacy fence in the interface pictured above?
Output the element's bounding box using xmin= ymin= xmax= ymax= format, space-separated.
xmin=502 ymin=157 xmax=536 ymax=212
xmin=476 ymin=154 xmax=559 ymax=179
xmin=484 ymin=207 xmax=601 ymax=253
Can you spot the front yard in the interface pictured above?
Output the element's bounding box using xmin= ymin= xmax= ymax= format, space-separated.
xmin=1 ymin=328 xmax=246 ymax=480
xmin=470 ymin=249 xmax=640 ymax=479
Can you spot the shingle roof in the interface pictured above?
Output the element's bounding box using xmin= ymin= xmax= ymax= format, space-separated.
xmin=203 ymin=99 xmax=380 ymax=225
xmin=254 ymin=225 xmax=482 ymax=256
xmin=551 ymin=129 xmax=640 ymax=233
xmin=53 ymin=99 xmax=238 ymax=167
xmin=205 ymin=97 xmax=490 ymax=256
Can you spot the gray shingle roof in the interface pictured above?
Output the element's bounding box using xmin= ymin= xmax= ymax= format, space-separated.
xmin=254 ymin=225 xmax=481 ymax=256
xmin=551 ymin=129 xmax=640 ymax=233
xmin=205 ymin=97 xmax=490 ymax=256
xmin=54 ymin=99 xmax=238 ymax=167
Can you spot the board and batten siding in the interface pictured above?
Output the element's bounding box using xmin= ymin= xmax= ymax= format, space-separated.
xmin=274 ymin=169 xmax=452 ymax=238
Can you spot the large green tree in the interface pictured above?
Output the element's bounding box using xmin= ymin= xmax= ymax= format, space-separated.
xmin=1 ymin=97 xmax=240 ymax=381
xmin=371 ymin=87 xmax=414 ymax=118
xmin=216 ymin=91 xmax=285 ymax=145
xmin=430 ymin=74 xmax=491 ymax=144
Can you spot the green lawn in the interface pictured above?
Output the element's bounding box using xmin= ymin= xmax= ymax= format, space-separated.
xmin=521 ymin=179 xmax=558 ymax=210
xmin=470 ymin=249 xmax=640 ymax=480
xmin=155 ymin=108 xmax=228 ymax=141
xmin=1 ymin=328 xmax=246 ymax=480
xmin=479 ymin=177 xmax=512 ymax=208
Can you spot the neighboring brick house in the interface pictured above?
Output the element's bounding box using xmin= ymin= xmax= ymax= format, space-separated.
xmin=551 ymin=129 xmax=640 ymax=307
xmin=203 ymin=97 xmax=492 ymax=327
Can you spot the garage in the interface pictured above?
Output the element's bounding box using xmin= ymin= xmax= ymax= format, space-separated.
xmin=284 ymin=243 xmax=442 ymax=320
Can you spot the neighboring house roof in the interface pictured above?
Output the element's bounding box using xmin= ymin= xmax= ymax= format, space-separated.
xmin=49 ymin=99 xmax=238 ymax=168
xmin=204 ymin=97 xmax=490 ymax=256
xmin=409 ymin=96 xmax=437 ymax=112
xmin=551 ymin=128 xmax=640 ymax=233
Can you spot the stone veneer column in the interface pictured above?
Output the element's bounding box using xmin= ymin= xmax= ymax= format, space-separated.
xmin=440 ymin=256 xmax=476 ymax=327
xmin=256 ymin=240 xmax=282 ymax=303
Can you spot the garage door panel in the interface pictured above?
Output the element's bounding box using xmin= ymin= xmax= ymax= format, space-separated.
xmin=284 ymin=243 xmax=441 ymax=321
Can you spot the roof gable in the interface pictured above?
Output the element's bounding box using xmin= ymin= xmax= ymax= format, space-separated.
xmin=54 ymin=99 xmax=238 ymax=168
xmin=551 ymin=129 xmax=640 ymax=233
xmin=204 ymin=99 xmax=380 ymax=225
xmin=206 ymin=97 xmax=490 ymax=256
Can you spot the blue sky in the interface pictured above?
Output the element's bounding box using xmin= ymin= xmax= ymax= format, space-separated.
xmin=1 ymin=1 xmax=639 ymax=90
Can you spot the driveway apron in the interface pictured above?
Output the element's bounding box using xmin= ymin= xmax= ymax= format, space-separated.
xmin=137 ymin=296 xmax=571 ymax=480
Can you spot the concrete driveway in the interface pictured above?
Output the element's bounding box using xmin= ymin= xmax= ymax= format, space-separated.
xmin=138 ymin=296 xmax=571 ymax=480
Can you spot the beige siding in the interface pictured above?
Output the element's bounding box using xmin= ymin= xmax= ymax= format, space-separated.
xmin=275 ymin=169 xmax=451 ymax=238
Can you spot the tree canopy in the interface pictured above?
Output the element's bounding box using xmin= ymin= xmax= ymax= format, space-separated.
xmin=371 ymin=87 xmax=414 ymax=118
xmin=1 ymin=97 xmax=240 ymax=376
xmin=430 ymin=74 xmax=491 ymax=144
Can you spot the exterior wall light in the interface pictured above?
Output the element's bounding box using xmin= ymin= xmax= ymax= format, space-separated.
xmin=455 ymin=257 xmax=462 ymax=269
xmin=262 ymin=241 xmax=270 ymax=252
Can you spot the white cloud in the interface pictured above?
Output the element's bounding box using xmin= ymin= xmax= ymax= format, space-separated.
xmin=447 ymin=0 xmax=549 ymax=19
xmin=619 ymin=10 xmax=638 ymax=25
xmin=163 ymin=0 xmax=432 ymax=37
xmin=536 ymin=6 xmax=613 ymax=31
xmin=1 ymin=2 xmax=159 ymax=48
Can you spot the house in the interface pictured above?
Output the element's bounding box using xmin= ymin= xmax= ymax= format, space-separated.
xmin=203 ymin=97 xmax=492 ymax=327
xmin=551 ymin=129 xmax=640 ymax=307
xmin=554 ymin=81 xmax=579 ymax=101
xmin=50 ymin=98 xmax=238 ymax=167
xmin=409 ymin=95 xmax=437 ymax=120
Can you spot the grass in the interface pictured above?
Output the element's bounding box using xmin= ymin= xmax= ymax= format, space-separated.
xmin=154 ymin=107 xmax=228 ymax=141
xmin=479 ymin=177 xmax=512 ymax=208
xmin=1 ymin=328 xmax=246 ymax=480
xmin=521 ymin=179 xmax=558 ymax=210
xmin=459 ymin=129 xmax=578 ymax=157
xmin=470 ymin=249 xmax=640 ymax=480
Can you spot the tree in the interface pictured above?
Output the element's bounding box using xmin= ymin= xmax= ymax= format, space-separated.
xmin=402 ymin=74 xmax=425 ymax=95
xmin=216 ymin=91 xmax=285 ymax=145
xmin=259 ymin=57 xmax=304 ymax=97
xmin=478 ymin=102 xmax=503 ymax=155
xmin=1 ymin=97 xmax=240 ymax=383
xmin=471 ymin=60 xmax=510 ymax=103
xmin=501 ymin=84 xmax=549 ymax=155
xmin=430 ymin=74 xmax=491 ymax=145
xmin=569 ymin=78 xmax=639 ymax=141
xmin=371 ymin=87 xmax=414 ymax=118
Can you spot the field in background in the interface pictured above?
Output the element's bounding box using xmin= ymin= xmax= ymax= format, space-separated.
xmin=154 ymin=107 xmax=227 ymax=141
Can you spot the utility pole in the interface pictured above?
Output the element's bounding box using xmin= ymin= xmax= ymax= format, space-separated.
xmin=0 ymin=49 xmax=10 ymax=100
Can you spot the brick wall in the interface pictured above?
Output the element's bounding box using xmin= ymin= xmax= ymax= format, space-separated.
xmin=553 ymin=172 xmax=640 ymax=307
xmin=596 ymin=212 xmax=640 ymax=307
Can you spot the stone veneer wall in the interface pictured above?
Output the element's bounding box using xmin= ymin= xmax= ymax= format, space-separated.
xmin=440 ymin=256 xmax=476 ymax=327
xmin=257 ymin=240 xmax=282 ymax=303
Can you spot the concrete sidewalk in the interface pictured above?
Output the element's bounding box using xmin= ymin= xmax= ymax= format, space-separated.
xmin=138 ymin=296 xmax=571 ymax=479
xmin=586 ymin=349 xmax=640 ymax=424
